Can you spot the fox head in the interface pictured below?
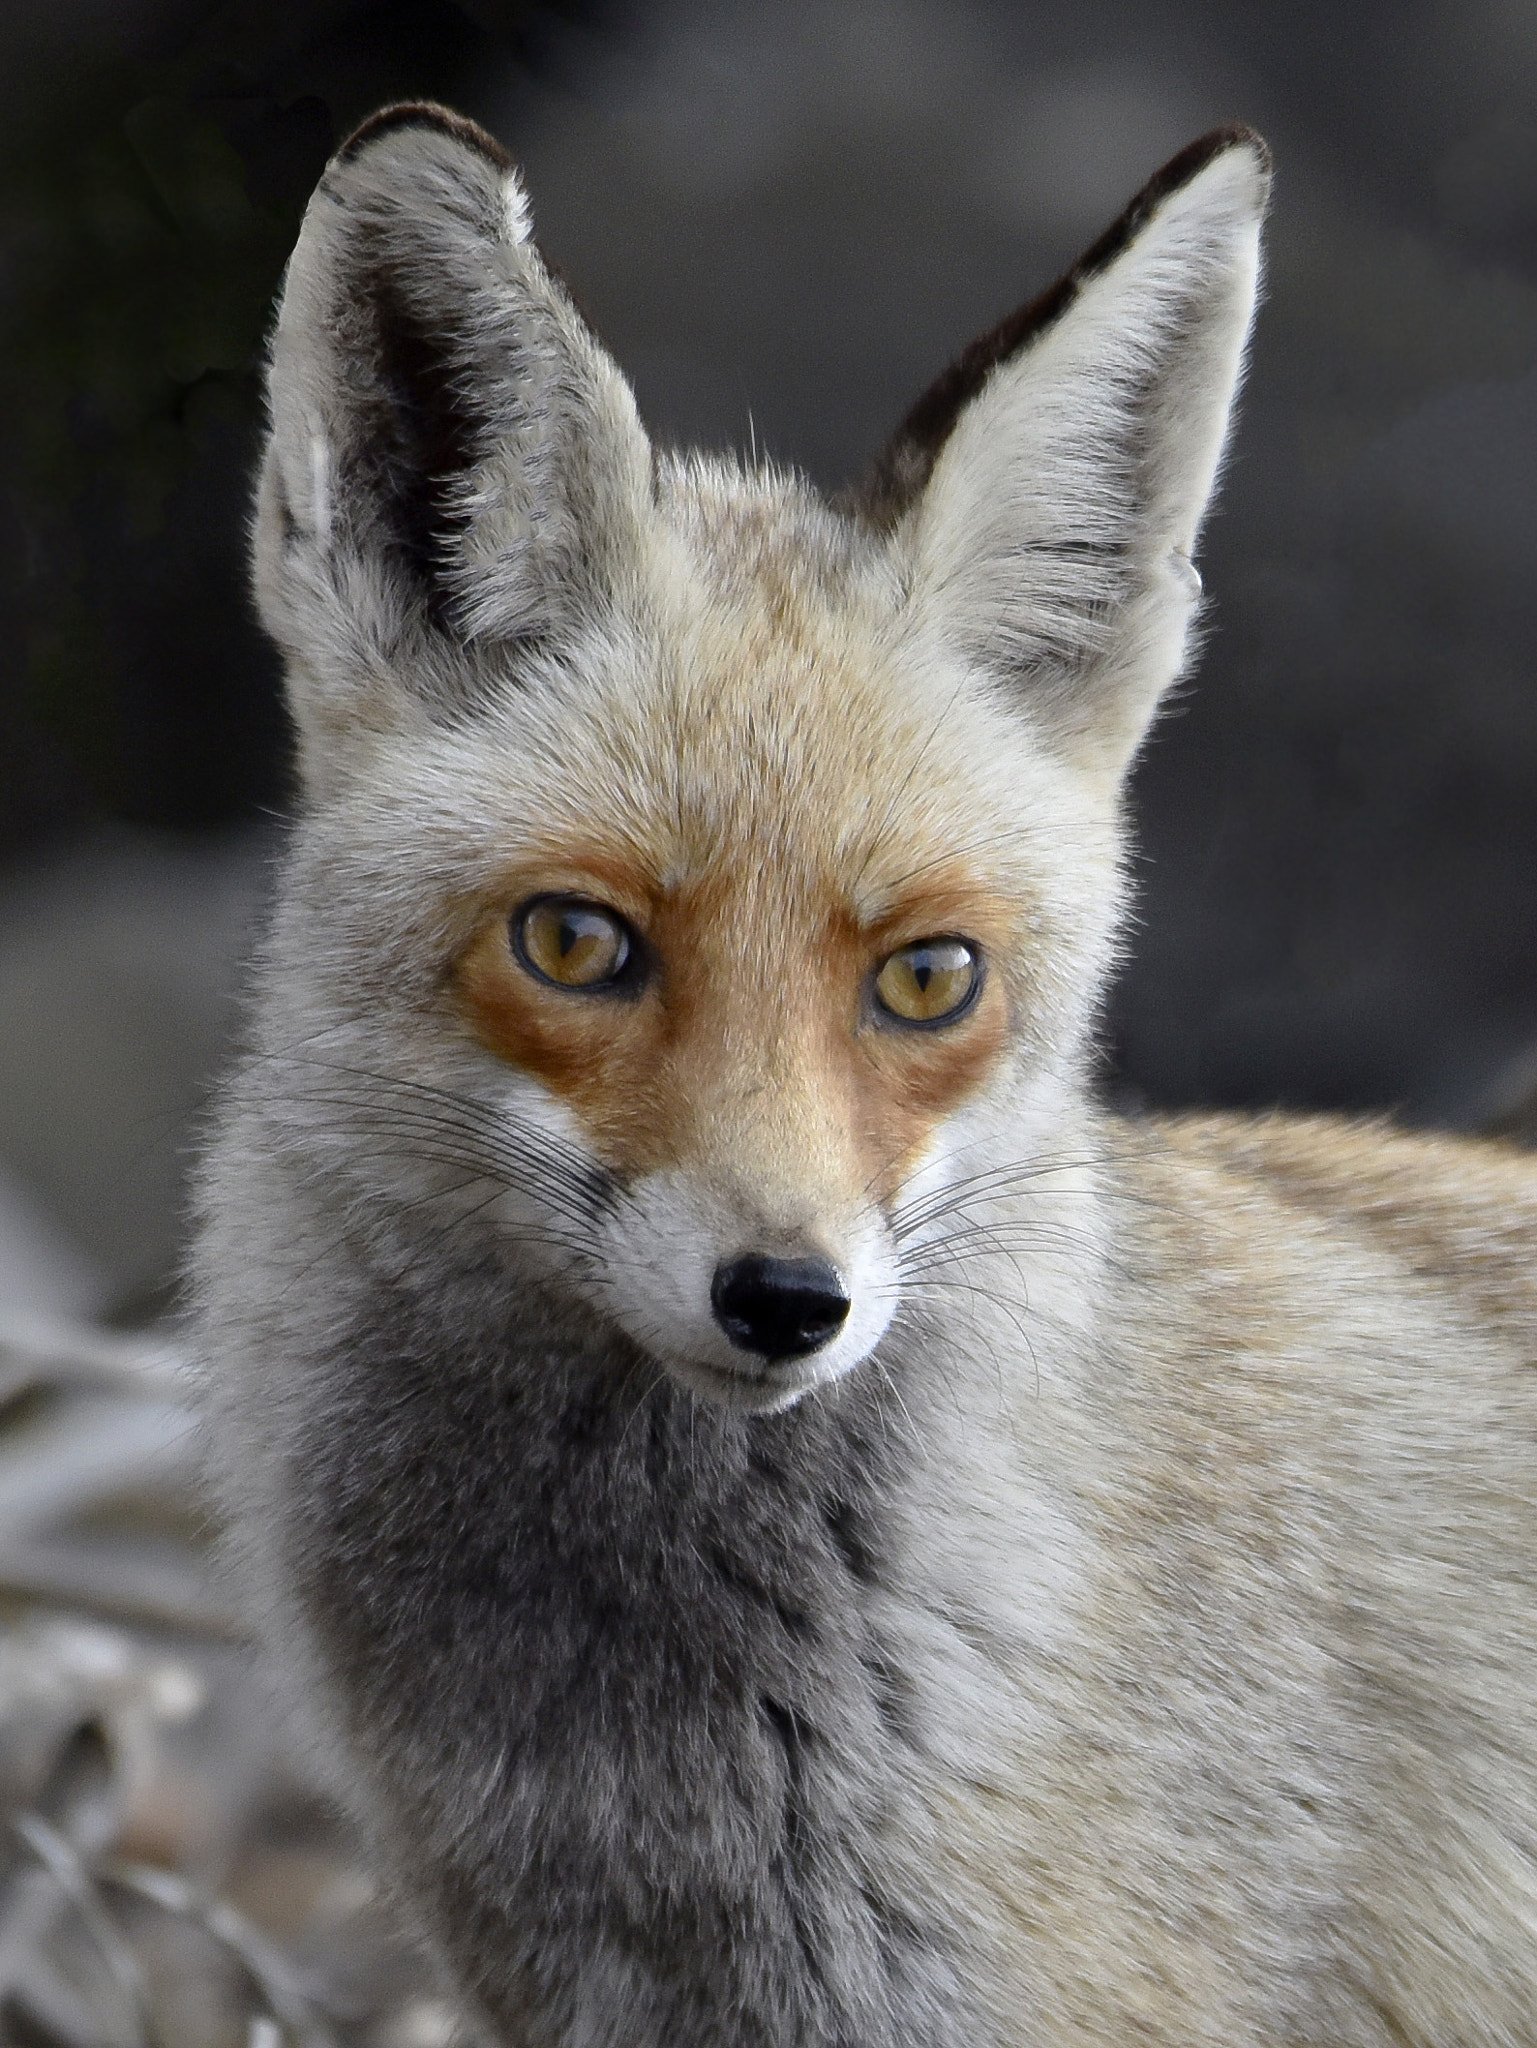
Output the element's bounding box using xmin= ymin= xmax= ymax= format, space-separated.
xmin=251 ymin=103 xmax=1267 ymax=1411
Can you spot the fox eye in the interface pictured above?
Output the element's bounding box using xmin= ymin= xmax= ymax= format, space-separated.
xmin=874 ymin=938 xmax=981 ymax=1026
xmin=514 ymin=897 xmax=633 ymax=991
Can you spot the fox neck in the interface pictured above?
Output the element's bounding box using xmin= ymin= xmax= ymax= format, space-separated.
xmin=282 ymin=1245 xmax=959 ymax=2044
xmin=262 ymin=1079 xmax=1106 ymax=2047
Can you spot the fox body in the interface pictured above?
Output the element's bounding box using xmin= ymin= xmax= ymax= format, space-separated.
xmin=194 ymin=106 xmax=1537 ymax=2046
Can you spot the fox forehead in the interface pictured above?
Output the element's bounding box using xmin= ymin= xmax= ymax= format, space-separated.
xmin=309 ymin=460 xmax=1118 ymax=1064
xmin=435 ymin=467 xmax=1061 ymax=906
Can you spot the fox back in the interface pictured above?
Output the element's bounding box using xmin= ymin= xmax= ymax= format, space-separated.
xmin=195 ymin=105 xmax=1537 ymax=2047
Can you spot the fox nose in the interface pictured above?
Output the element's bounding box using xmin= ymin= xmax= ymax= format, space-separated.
xmin=710 ymin=1255 xmax=851 ymax=1359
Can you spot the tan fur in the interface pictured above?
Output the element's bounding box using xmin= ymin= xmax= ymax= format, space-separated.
xmin=838 ymin=1107 xmax=1537 ymax=2045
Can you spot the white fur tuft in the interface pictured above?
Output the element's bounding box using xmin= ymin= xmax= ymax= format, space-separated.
xmin=502 ymin=171 xmax=533 ymax=245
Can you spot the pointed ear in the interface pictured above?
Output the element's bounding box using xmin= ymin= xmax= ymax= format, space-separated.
xmin=253 ymin=103 xmax=652 ymax=780
xmin=856 ymin=126 xmax=1270 ymax=784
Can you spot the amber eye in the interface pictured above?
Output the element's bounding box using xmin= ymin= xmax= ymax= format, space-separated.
xmin=513 ymin=897 xmax=633 ymax=990
xmin=873 ymin=938 xmax=980 ymax=1026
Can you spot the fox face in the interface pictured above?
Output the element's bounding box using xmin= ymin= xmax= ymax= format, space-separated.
xmin=251 ymin=104 xmax=1266 ymax=1411
xmin=433 ymin=523 xmax=1082 ymax=1408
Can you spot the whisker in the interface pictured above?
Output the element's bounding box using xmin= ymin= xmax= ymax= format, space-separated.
xmin=899 ymin=1221 xmax=1110 ymax=1268
xmin=897 ymin=1273 xmax=1050 ymax=1397
xmin=264 ymin=1091 xmax=603 ymax=1232
xmin=229 ymin=1049 xmax=616 ymax=1228
xmin=868 ymin=1349 xmax=924 ymax=1447
xmin=853 ymin=675 xmax=973 ymax=890
xmin=260 ymin=1165 xmax=595 ymax=1308
xmin=615 ymin=1356 xmax=666 ymax=1451
xmin=891 ymin=1152 xmax=1107 ymax=1243
xmin=874 ymin=823 xmax=1037 ymax=896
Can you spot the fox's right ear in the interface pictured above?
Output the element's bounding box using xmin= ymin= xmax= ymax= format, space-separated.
xmin=254 ymin=104 xmax=651 ymax=790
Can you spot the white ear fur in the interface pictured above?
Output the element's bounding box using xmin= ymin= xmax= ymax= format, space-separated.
xmin=898 ymin=129 xmax=1270 ymax=783
xmin=253 ymin=105 xmax=651 ymax=780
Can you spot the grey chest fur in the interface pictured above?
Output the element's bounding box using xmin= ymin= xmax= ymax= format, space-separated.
xmin=273 ymin=1272 xmax=972 ymax=2048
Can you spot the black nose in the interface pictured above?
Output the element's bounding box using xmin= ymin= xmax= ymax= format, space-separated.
xmin=710 ymin=1255 xmax=851 ymax=1359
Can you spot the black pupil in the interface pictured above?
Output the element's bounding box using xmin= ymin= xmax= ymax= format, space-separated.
xmin=551 ymin=904 xmax=626 ymax=978
xmin=911 ymin=957 xmax=933 ymax=991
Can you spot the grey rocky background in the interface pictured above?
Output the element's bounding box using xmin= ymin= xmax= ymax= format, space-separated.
xmin=4 ymin=0 xmax=1537 ymax=1315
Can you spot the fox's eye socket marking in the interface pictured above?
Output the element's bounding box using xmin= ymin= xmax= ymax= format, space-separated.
xmin=513 ymin=897 xmax=633 ymax=990
xmin=874 ymin=938 xmax=981 ymax=1026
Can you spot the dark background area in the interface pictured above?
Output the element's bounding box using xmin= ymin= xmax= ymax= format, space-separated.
xmin=3 ymin=0 xmax=1537 ymax=1317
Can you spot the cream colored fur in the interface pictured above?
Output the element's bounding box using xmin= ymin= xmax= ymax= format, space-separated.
xmin=195 ymin=107 xmax=1537 ymax=2047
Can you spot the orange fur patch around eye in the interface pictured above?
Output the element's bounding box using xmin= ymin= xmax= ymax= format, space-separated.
xmin=835 ymin=899 xmax=1012 ymax=1200
xmin=454 ymin=897 xmax=663 ymax=1166
xmin=450 ymin=858 xmax=1017 ymax=1205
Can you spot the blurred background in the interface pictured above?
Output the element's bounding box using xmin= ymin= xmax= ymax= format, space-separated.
xmin=1 ymin=4 xmax=1536 ymax=2037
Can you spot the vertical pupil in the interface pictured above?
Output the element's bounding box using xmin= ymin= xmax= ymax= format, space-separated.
xmin=558 ymin=917 xmax=580 ymax=958
xmin=911 ymin=959 xmax=933 ymax=992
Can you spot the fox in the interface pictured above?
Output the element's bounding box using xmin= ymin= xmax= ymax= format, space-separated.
xmin=192 ymin=101 xmax=1537 ymax=2048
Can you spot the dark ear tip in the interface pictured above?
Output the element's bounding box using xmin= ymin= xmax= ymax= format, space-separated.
xmin=336 ymin=102 xmax=514 ymax=174
xmin=841 ymin=121 xmax=1271 ymax=534
xmin=1165 ymin=122 xmax=1273 ymax=186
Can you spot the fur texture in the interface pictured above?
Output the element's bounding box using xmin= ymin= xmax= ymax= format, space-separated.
xmin=195 ymin=105 xmax=1537 ymax=2046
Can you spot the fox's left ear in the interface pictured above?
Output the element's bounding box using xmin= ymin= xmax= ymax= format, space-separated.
xmin=855 ymin=127 xmax=1270 ymax=784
